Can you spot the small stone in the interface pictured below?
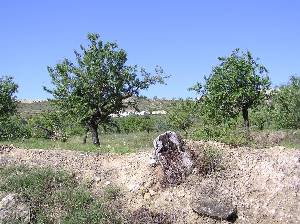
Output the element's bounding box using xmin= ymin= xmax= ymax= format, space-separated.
xmin=144 ymin=180 xmax=154 ymax=189
xmin=129 ymin=183 xmax=140 ymax=192
xmin=93 ymin=176 xmax=101 ymax=183
xmin=149 ymin=189 xmax=156 ymax=196
xmin=192 ymin=197 xmax=238 ymax=223
xmin=148 ymin=157 xmax=157 ymax=167
xmin=144 ymin=193 xmax=151 ymax=200
xmin=104 ymin=181 xmax=111 ymax=186
xmin=177 ymin=190 xmax=185 ymax=198
xmin=0 ymin=145 xmax=14 ymax=154
xmin=165 ymin=193 xmax=173 ymax=202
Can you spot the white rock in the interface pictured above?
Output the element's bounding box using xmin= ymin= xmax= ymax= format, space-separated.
xmin=104 ymin=181 xmax=111 ymax=186
xmin=149 ymin=189 xmax=156 ymax=196
xmin=148 ymin=158 xmax=157 ymax=167
xmin=0 ymin=193 xmax=30 ymax=223
xmin=128 ymin=183 xmax=140 ymax=192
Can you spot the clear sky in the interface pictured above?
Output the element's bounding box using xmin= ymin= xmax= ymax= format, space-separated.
xmin=1 ymin=0 xmax=299 ymax=99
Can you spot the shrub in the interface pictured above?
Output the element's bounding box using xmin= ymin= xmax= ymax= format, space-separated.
xmin=28 ymin=112 xmax=64 ymax=140
xmin=167 ymin=99 xmax=198 ymax=136
xmin=250 ymin=100 xmax=274 ymax=130
xmin=28 ymin=111 xmax=80 ymax=141
xmin=199 ymin=147 xmax=223 ymax=174
xmin=103 ymin=115 xmax=169 ymax=134
xmin=272 ymin=76 xmax=300 ymax=129
xmin=0 ymin=76 xmax=18 ymax=118
xmin=191 ymin=115 xmax=248 ymax=146
xmin=0 ymin=116 xmax=31 ymax=140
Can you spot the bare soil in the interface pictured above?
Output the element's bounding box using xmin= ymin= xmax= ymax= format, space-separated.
xmin=1 ymin=141 xmax=300 ymax=223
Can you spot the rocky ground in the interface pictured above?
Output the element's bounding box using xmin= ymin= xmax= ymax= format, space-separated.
xmin=1 ymin=141 xmax=300 ymax=223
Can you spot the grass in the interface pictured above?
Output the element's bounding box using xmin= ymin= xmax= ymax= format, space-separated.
xmin=280 ymin=130 xmax=300 ymax=149
xmin=0 ymin=131 xmax=159 ymax=153
xmin=103 ymin=185 xmax=122 ymax=200
xmin=0 ymin=165 xmax=122 ymax=224
xmin=199 ymin=146 xmax=223 ymax=174
xmin=248 ymin=129 xmax=300 ymax=149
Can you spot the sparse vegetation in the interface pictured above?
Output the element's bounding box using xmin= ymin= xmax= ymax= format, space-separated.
xmin=199 ymin=146 xmax=223 ymax=174
xmin=1 ymin=2 xmax=300 ymax=222
xmin=103 ymin=185 xmax=122 ymax=200
xmin=0 ymin=166 xmax=121 ymax=223
xmin=0 ymin=131 xmax=160 ymax=153
xmin=167 ymin=99 xmax=198 ymax=136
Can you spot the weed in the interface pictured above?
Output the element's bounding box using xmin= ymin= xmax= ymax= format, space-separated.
xmin=103 ymin=185 xmax=122 ymax=200
xmin=0 ymin=166 xmax=121 ymax=223
xmin=199 ymin=147 xmax=223 ymax=175
xmin=0 ymin=131 xmax=160 ymax=153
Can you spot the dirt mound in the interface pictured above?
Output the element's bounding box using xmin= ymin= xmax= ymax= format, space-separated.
xmin=1 ymin=142 xmax=300 ymax=223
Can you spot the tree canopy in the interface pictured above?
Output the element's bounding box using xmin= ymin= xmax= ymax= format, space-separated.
xmin=45 ymin=33 xmax=166 ymax=145
xmin=167 ymin=99 xmax=198 ymax=136
xmin=0 ymin=76 xmax=18 ymax=118
xmin=272 ymin=75 xmax=300 ymax=129
xmin=192 ymin=49 xmax=270 ymax=131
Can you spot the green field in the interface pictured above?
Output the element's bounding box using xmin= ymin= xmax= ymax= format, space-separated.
xmin=0 ymin=131 xmax=159 ymax=153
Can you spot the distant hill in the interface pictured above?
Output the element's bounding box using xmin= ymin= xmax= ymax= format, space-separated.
xmin=17 ymin=100 xmax=52 ymax=117
xmin=17 ymin=97 xmax=175 ymax=118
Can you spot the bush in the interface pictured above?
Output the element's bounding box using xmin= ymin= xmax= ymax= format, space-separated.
xmin=271 ymin=76 xmax=300 ymax=129
xmin=199 ymin=147 xmax=223 ymax=174
xmin=191 ymin=115 xmax=248 ymax=146
xmin=250 ymin=100 xmax=274 ymax=130
xmin=0 ymin=116 xmax=31 ymax=140
xmin=28 ymin=111 xmax=83 ymax=141
xmin=0 ymin=76 xmax=18 ymax=117
xmin=167 ymin=99 xmax=199 ymax=136
xmin=102 ymin=115 xmax=169 ymax=134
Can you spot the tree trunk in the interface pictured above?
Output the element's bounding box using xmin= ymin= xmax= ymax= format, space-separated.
xmin=83 ymin=126 xmax=89 ymax=144
xmin=90 ymin=123 xmax=100 ymax=145
xmin=242 ymin=107 xmax=250 ymax=135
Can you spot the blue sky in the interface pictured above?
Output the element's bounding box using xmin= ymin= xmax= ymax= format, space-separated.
xmin=1 ymin=0 xmax=299 ymax=99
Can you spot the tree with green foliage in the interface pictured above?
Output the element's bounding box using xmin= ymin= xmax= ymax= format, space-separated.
xmin=272 ymin=75 xmax=300 ymax=129
xmin=191 ymin=49 xmax=270 ymax=133
xmin=45 ymin=33 xmax=166 ymax=145
xmin=0 ymin=76 xmax=31 ymax=140
xmin=0 ymin=76 xmax=18 ymax=118
xmin=250 ymin=102 xmax=273 ymax=130
xmin=167 ymin=99 xmax=198 ymax=136
xmin=28 ymin=111 xmax=70 ymax=141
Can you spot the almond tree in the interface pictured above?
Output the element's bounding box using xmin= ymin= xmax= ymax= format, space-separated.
xmin=0 ymin=76 xmax=18 ymax=118
xmin=192 ymin=49 xmax=270 ymax=133
xmin=45 ymin=33 xmax=166 ymax=145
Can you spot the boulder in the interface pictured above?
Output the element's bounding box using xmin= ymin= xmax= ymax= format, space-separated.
xmin=153 ymin=131 xmax=194 ymax=185
xmin=0 ymin=193 xmax=31 ymax=223
xmin=192 ymin=196 xmax=238 ymax=223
